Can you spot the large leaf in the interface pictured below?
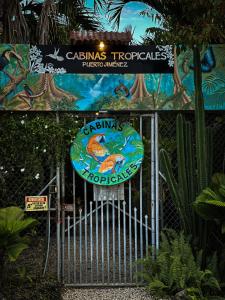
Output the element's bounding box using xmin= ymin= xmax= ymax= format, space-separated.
xmin=193 ymin=201 xmax=225 ymax=221
xmin=194 ymin=173 xmax=225 ymax=222
xmin=200 ymin=187 xmax=224 ymax=201
xmin=212 ymin=173 xmax=225 ymax=187
xmin=7 ymin=242 xmax=29 ymax=261
xmin=205 ymin=200 xmax=225 ymax=207
xmin=0 ymin=206 xmax=24 ymax=222
xmin=0 ymin=207 xmax=38 ymax=234
xmin=0 ymin=206 xmax=38 ymax=262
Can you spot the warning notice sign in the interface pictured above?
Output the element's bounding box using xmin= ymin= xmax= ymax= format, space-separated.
xmin=25 ymin=196 xmax=48 ymax=211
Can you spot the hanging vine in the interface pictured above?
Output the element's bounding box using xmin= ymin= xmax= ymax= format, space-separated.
xmin=2 ymin=0 xmax=29 ymax=43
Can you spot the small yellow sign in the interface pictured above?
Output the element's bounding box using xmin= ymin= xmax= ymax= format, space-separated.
xmin=25 ymin=196 xmax=48 ymax=211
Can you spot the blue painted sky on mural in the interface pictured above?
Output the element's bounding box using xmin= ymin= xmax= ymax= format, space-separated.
xmin=86 ymin=0 xmax=160 ymax=43
xmin=31 ymin=0 xmax=159 ymax=42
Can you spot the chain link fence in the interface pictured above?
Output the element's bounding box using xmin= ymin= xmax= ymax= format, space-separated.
xmin=158 ymin=111 xmax=225 ymax=230
xmin=0 ymin=110 xmax=225 ymax=278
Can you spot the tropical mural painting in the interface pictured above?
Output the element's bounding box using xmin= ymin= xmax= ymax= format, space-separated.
xmin=0 ymin=44 xmax=224 ymax=111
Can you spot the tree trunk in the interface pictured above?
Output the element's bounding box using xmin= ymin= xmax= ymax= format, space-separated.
xmin=0 ymin=63 xmax=29 ymax=104
xmin=12 ymin=74 xmax=77 ymax=110
xmin=0 ymin=0 xmax=4 ymax=38
xmin=173 ymin=47 xmax=191 ymax=105
xmin=130 ymin=74 xmax=150 ymax=102
xmin=2 ymin=0 xmax=29 ymax=43
xmin=37 ymin=0 xmax=57 ymax=44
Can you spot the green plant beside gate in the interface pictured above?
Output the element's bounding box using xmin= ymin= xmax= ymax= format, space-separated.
xmin=137 ymin=230 xmax=223 ymax=300
xmin=160 ymin=113 xmax=213 ymax=247
xmin=193 ymin=173 xmax=225 ymax=234
xmin=0 ymin=206 xmax=38 ymax=290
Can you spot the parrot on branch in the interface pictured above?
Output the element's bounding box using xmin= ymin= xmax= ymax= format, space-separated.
xmin=98 ymin=154 xmax=125 ymax=174
xmin=86 ymin=134 xmax=109 ymax=163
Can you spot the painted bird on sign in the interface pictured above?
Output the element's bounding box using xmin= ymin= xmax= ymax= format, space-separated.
xmin=0 ymin=49 xmax=22 ymax=73
xmin=23 ymin=84 xmax=34 ymax=106
xmin=98 ymin=154 xmax=125 ymax=174
xmin=86 ymin=134 xmax=109 ymax=163
xmin=46 ymin=48 xmax=64 ymax=61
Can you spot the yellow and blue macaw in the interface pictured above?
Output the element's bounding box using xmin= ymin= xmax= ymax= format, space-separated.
xmin=86 ymin=134 xmax=109 ymax=163
xmin=98 ymin=154 xmax=125 ymax=174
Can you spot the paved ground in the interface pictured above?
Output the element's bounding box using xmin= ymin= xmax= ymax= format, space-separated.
xmin=62 ymin=287 xmax=155 ymax=300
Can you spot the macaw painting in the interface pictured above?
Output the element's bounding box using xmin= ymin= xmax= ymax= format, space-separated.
xmin=0 ymin=44 xmax=224 ymax=111
xmin=70 ymin=119 xmax=144 ymax=186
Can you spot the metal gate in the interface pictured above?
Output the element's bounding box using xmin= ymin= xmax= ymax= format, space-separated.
xmin=56 ymin=114 xmax=159 ymax=286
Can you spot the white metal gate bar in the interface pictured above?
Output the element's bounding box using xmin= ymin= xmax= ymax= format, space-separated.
xmin=56 ymin=114 xmax=160 ymax=286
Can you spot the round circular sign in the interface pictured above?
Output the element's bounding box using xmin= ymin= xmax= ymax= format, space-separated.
xmin=70 ymin=118 xmax=144 ymax=186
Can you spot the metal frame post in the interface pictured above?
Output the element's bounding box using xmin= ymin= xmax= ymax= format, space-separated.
xmin=155 ymin=113 xmax=159 ymax=250
xmin=139 ymin=116 xmax=143 ymax=261
xmin=61 ymin=161 xmax=65 ymax=282
xmin=56 ymin=164 xmax=61 ymax=281
xmin=56 ymin=112 xmax=61 ymax=282
xmin=151 ymin=114 xmax=156 ymax=256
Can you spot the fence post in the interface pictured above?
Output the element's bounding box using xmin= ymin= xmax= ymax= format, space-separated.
xmin=151 ymin=114 xmax=156 ymax=257
xmin=56 ymin=112 xmax=61 ymax=282
xmin=155 ymin=112 xmax=159 ymax=251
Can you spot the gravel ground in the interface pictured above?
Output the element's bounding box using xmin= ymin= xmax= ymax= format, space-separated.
xmin=62 ymin=287 xmax=155 ymax=300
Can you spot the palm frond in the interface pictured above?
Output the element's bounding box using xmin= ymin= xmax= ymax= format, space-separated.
xmin=58 ymin=1 xmax=102 ymax=31
xmin=93 ymin=0 xmax=107 ymax=12
xmin=108 ymin=0 xmax=131 ymax=29
xmin=21 ymin=0 xmax=43 ymax=16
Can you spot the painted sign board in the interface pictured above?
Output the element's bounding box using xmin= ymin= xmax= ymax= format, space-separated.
xmin=30 ymin=45 xmax=174 ymax=74
xmin=70 ymin=119 xmax=144 ymax=186
xmin=0 ymin=44 xmax=224 ymax=111
xmin=25 ymin=195 xmax=48 ymax=211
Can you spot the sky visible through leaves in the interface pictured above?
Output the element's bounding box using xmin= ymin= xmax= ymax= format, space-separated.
xmin=86 ymin=0 xmax=159 ymax=42
xmin=32 ymin=0 xmax=160 ymax=43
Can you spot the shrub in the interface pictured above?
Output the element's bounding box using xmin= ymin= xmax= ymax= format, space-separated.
xmin=137 ymin=230 xmax=222 ymax=299
xmin=0 ymin=206 xmax=38 ymax=289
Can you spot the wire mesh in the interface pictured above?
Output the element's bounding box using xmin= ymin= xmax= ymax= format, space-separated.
xmin=158 ymin=111 xmax=225 ymax=230
xmin=1 ymin=110 xmax=225 ymax=277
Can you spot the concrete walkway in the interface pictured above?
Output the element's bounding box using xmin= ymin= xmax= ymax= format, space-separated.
xmin=62 ymin=287 xmax=155 ymax=300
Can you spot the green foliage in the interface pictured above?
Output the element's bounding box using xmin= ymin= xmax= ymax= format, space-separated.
xmin=51 ymin=97 xmax=78 ymax=111
xmin=2 ymin=273 xmax=62 ymax=300
xmin=202 ymin=74 xmax=225 ymax=96
xmin=89 ymin=94 xmax=154 ymax=111
xmin=193 ymin=173 xmax=225 ymax=233
xmin=0 ymin=206 xmax=38 ymax=262
xmin=0 ymin=113 xmax=81 ymax=207
xmin=160 ymin=114 xmax=198 ymax=235
xmin=137 ymin=230 xmax=221 ymax=299
xmin=143 ymin=0 xmax=225 ymax=46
